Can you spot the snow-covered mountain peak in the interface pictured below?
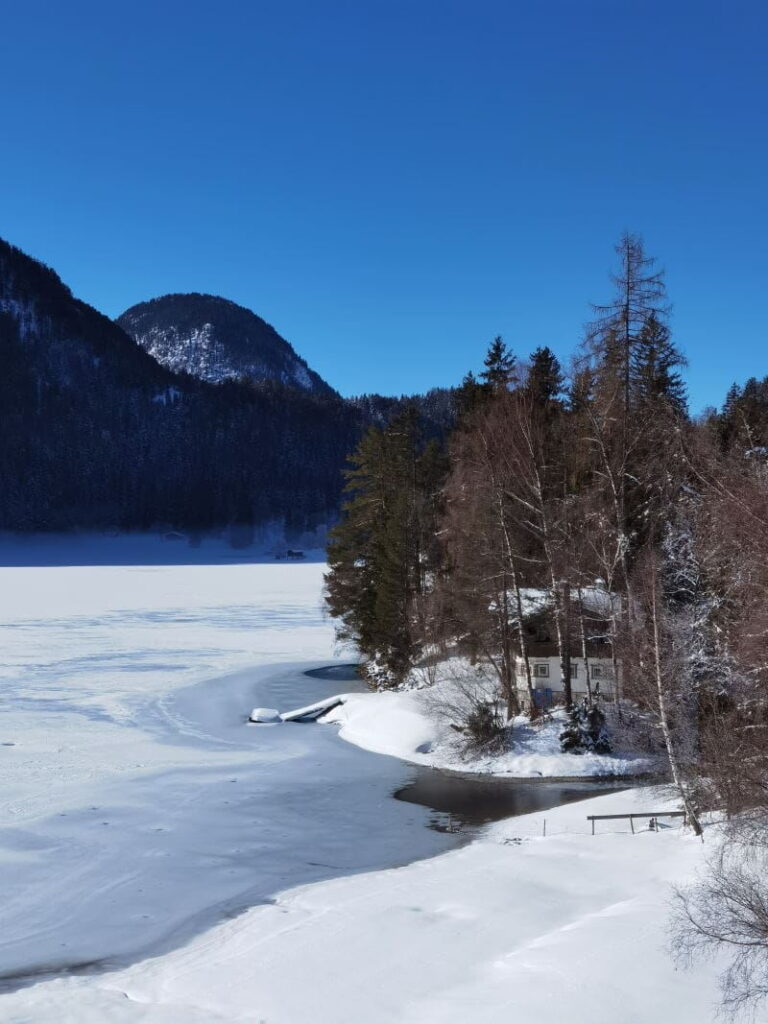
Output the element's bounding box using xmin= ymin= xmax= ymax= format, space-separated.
xmin=117 ymin=293 xmax=333 ymax=394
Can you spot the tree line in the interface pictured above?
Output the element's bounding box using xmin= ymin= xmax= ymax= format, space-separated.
xmin=326 ymin=233 xmax=768 ymax=1011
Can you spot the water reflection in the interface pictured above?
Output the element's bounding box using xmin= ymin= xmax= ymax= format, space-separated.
xmin=396 ymin=768 xmax=625 ymax=831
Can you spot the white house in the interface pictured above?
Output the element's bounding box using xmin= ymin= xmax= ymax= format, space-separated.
xmin=515 ymin=653 xmax=619 ymax=708
xmin=509 ymin=585 xmax=622 ymax=708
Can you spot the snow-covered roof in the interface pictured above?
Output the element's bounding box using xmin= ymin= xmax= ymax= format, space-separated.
xmin=492 ymin=585 xmax=620 ymax=620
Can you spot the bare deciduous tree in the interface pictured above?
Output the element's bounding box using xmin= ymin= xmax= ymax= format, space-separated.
xmin=672 ymin=833 xmax=768 ymax=1016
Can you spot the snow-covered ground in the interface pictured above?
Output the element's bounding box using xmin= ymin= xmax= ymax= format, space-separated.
xmin=326 ymin=669 xmax=652 ymax=778
xmin=0 ymin=539 xmax=722 ymax=1022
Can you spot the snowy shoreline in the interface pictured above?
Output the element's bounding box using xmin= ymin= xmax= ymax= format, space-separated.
xmin=1 ymin=783 xmax=722 ymax=1023
xmin=0 ymin=658 xmax=460 ymax=983
xmin=324 ymin=683 xmax=655 ymax=781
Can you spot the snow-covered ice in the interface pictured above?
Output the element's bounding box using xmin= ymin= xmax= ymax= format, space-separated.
xmin=0 ymin=544 xmax=456 ymax=984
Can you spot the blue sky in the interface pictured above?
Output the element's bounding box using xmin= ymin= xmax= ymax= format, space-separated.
xmin=1 ymin=0 xmax=765 ymax=409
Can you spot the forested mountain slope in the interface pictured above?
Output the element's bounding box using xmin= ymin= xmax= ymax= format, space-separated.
xmin=0 ymin=239 xmax=361 ymax=533
xmin=0 ymin=239 xmax=456 ymax=534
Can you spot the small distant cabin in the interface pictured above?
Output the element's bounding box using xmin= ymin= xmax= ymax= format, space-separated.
xmin=510 ymin=586 xmax=621 ymax=707
xmin=286 ymin=549 xmax=305 ymax=560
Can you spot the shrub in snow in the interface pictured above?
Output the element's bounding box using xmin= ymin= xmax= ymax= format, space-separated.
xmin=560 ymin=699 xmax=611 ymax=755
xmin=559 ymin=704 xmax=586 ymax=754
xmin=425 ymin=663 xmax=509 ymax=755
xmin=363 ymin=657 xmax=403 ymax=691
xmin=464 ymin=702 xmax=508 ymax=754
xmin=586 ymin=703 xmax=612 ymax=754
xmin=611 ymin=704 xmax=666 ymax=756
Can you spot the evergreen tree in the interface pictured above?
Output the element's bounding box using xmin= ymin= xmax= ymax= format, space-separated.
xmin=559 ymin=701 xmax=588 ymax=753
xmin=722 ymin=382 xmax=742 ymax=419
xmin=560 ymin=698 xmax=611 ymax=753
xmin=567 ymin=364 xmax=594 ymax=414
xmin=480 ymin=336 xmax=517 ymax=392
xmin=526 ymin=346 xmax=565 ymax=405
xmin=631 ymin=313 xmax=687 ymax=416
xmin=716 ymin=376 xmax=768 ymax=451
xmin=325 ymin=410 xmax=446 ymax=686
xmin=454 ymin=370 xmax=487 ymax=420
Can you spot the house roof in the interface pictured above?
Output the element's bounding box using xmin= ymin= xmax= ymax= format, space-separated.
xmin=493 ymin=585 xmax=621 ymax=622
xmin=517 ymin=642 xmax=615 ymax=659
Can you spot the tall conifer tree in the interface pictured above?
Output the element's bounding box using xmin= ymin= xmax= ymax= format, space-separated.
xmin=325 ymin=409 xmax=446 ymax=685
xmin=480 ymin=336 xmax=518 ymax=392
xmin=631 ymin=312 xmax=687 ymax=416
xmin=526 ymin=346 xmax=565 ymax=405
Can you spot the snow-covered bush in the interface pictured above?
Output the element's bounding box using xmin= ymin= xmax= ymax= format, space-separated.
xmin=560 ymin=699 xmax=611 ymax=755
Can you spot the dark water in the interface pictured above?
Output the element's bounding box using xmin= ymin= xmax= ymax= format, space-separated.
xmin=304 ymin=663 xmax=362 ymax=683
xmin=396 ymin=768 xmax=625 ymax=831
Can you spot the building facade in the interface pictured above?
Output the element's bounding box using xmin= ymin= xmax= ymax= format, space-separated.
xmin=514 ymin=652 xmax=619 ymax=707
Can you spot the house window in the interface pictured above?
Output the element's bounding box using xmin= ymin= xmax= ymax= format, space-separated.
xmin=591 ymin=664 xmax=614 ymax=679
xmin=533 ymin=663 xmax=549 ymax=678
xmin=570 ymin=665 xmax=578 ymax=679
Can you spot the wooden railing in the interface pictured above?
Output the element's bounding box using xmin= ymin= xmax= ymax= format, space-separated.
xmin=587 ymin=811 xmax=687 ymax=835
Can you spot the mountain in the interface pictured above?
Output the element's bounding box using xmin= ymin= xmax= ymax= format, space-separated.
xmin=0 ymin=238 xmax=459 ymax=535
xmin=118 ymin=293 xmax=334 ymax=395
xmin=0 ymin=239 xmax=360 ymax=533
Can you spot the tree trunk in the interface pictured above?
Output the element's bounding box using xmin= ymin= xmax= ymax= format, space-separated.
xmin=649 ymin=580 xmax=703 ymax=837
xmin=561 ymin=581 xmax=573 ymax=709
xmin=577 ymin=587 xmax=593 ymax=705
xmin=510 ymin=556 xmax=537 ymax=716
xmin=500 ymin=580 xmax=519 ymax=719
xmin=495 ymin=491 xmax=536 ymax=717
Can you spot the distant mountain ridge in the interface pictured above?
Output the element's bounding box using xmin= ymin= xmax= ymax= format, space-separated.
xmin=0 ymin=236 xmax=457 ymax=534
xmin=0 ymin=238 xmax=360 ymax=533
xmin=118 ymin=293 xmax=334 ymax=395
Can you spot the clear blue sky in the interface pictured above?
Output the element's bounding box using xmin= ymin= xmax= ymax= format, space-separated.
xmin=1 ymin=1 xmax=765 ymax=409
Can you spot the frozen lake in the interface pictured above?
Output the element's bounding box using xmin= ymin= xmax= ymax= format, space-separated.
xmin=0 ymin=550 xmax=463 ymax=986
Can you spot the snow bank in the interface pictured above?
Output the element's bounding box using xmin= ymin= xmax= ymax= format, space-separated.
xmin=326 ymin=684 xmax=651 ymax=778
xmin=327 ymin=689 xmax=437 ymax=761
xmin=248 ymin=707 xmax=282 ymax=723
